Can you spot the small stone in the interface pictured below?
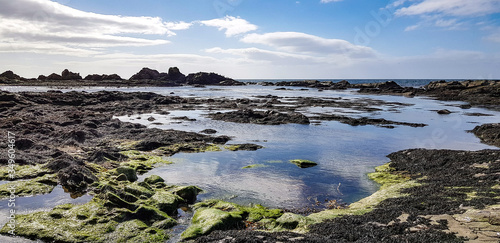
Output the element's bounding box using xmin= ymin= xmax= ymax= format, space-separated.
xmin=437 ymin=109 xmax=452 ymax=114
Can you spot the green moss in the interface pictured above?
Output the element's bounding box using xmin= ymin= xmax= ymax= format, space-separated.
xmin=119 ymin=150 xmax=173 ymax=173
xmin=157 ymin=143 xmax=222 ymax=155
xmin=181 ymin=208 xmax=243 ymax=240
xmin=0 ymin=174 xmax=57 ymax=199
xmin=242 ymin=164 xmax=267 ymax=169
xmin=0 ymin=163 xmax=52 ymax=180
xmin=144 ymin=175 xmax=165 ymax=185
xmin=366 ymin=163 xmax=409 ymax=189
xmin=114 ymin=166 xmax=138 ymax=182
xmin=182 ymin=200 xmax=283 ymax=239
xmin=147 ymin=190 xmax=183 ymax=215
xmin=290 ymin=159 xmax=318 ymax=168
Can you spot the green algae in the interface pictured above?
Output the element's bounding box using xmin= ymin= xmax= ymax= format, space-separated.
xmin=156 ymin=143 xmax=222 ymax=155
xmin=0 ymin=174 xmax=58 ymax=199
xmin=181 ymin=200 xmax=283 ymax=240
xmin=242 ymin=164 xmax=267 ymax=169
xmin=119 ymin=150 xmax=173 ymax=174
xmin=0 ymin=163 xmax=52 ymax=180
xmin=290 ymin=159 xmax=318 ymax=168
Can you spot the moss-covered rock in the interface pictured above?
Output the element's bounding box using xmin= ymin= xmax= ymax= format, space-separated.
xmin=148 ymin=190 xmax=183 ymax=215
xmin=144 ymin=175 xmax=165 ymax=185
xmin=0 ymin=163 xmax=52 ymax=180
xmin=115 ymin=166 xmax=138 ymax=182
xmin=171 ymin=185 xmax=203 ymax=203
xmin=242 ymin=164 xmax=267 ymax=169
xmin=290 ymin=159 xmax=318 ymax=168
xmin=0 ymin=174 xmax=58 ymax=199
xmin=181 ymin=200 xmax=283 ymax=240
xmin=181 ymin=208 xmax=243 ymax=240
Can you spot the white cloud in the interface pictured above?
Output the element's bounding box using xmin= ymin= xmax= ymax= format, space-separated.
xmin=0 ymin=0 xmax=189 ymax=56
xmin=200 ymin=16 xmax=258 ymax=37
xmin=241 ymin=32 xmax=375 ymax=58
xmin=206 ymin=47 xmax=321 ymax=64
xmin=395 ymin=0 xmax=500 ymax=17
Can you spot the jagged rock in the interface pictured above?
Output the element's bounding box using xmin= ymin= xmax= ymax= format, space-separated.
xmin=209 ymin=109 xmax=310 ymax=125
xmin=47 ymin=73 xmax=63 ymax=80
xmin=84 ymin=74 xmax=123 ymax=81
xmin=61 ymin=69 xmax=82 ymax=80
xmin=185 ymin=72 xmax=243 ymax=86
xmin=0 ymin=70 xmax=21 ymax=80
xmin=130 ymin=67 xmax=168 ymax=81
xmin=168 ymin=67 xmax=186 ymax=83
xmin=37 ymin=75 xmax=47 ymax=81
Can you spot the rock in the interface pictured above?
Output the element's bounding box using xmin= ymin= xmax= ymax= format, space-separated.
xmin=472 ymin=123 xmax=500 ymax=147
xmin=168 ymin=67 xmax=186 ymax=83
xmin=58 ymin=164 xmax=98 ymax=192
xmin=47 ymin=73 xmax=63 ymax=80
xmin=130 ymin=67 xmax=168 ymax=81
xmin=84 ymin=74 xmax=123 ymax=81
xmin=185 ymin=72 xmax=243 ymax=86
xmin=437 ymin=109 xmax=452 ymax=114
xmin=209 ymin=109 xmax=310 ymax=125
xmin=276 ymin=213 xmax=311 ymax=229
xmin=144 ymin=175 xmax=165 ymax=185
xmin=200 ymin=129 xmax=217 ymax=134
xmin=61 ymin=69 xmax=82 ymax=80
xmin=116 ymin=166 xmax=138 ymax=182
xmin=0 ymin=70 xmax=21 ymax=80
xmin=290 ymin=159 xmax=318 ymax=168
xmin=148 ymin=191 xmax=183 ymax=215
xmin=181 ymin=208 xmax=243 ymax=240
xmin=171 ymin=185 xmax=202 ymax=203
xmin=225 ymin=143 xmax=264 ymax=151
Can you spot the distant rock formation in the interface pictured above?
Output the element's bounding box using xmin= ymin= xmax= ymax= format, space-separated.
xmin=167 ymin=67 xmax=185 ymax=83
xmin=39 ymin=69 xmax=82 ymax=81
xmin=84 ymin=74 xmax=123 ymax=81
xmin=0 ymin=70 xmax=22 ymax=81
xmin=185 ymin=72 xmax=244 ymax=86
xmin=129 ymin=67 xmax=169 ymax=81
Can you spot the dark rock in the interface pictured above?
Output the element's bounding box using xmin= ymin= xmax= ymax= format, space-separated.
xmin=144 ymin=175 xmax=165 ymax=185
xmin=471 ymin=123 xmax=500 ymax=147
xmin=437 ymin=109 xmax=452 ymax=115
xmin=37 ymin=75 xmax=47 ymax=81
xmin=61 ymin=69 xmax=82 ymax=80
xmin=209 ymin=109 xmax=310 ymax=125
xmin=311 ymin=114 xmax=427 ymax=128
xmin=185 ymin=72 xmax=243 ymax=86
xmin=58 ymin=164 xmax=98 ymax=192
xmin=168 ymin=67 xmax=186 ymax=83
xmin=130 ymin=67 xmax=168 ymax=81
xmin=47 ymin=73 xmax=63 ymax=80
xmin=200 ymin=129 xmax=217 ymax=134
xmin=84 ymin=74 xmax=123 ymax=81
xmin=0 ymin=70 xmax=21 ymax=80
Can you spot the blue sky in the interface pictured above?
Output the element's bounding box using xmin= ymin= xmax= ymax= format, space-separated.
xmin=1 ymin=0 xmax=500 ymax=79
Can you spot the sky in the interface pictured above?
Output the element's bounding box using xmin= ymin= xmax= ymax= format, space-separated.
xmin=1 ymin=0 xmax=500 ymax=79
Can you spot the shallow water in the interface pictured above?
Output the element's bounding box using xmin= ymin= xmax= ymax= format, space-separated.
xmin=113 ymin=87 xmax=500 ymax=209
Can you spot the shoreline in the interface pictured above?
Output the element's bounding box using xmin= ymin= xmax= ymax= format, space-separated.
xmin=0 ymin=82 xmax=499 ymax=242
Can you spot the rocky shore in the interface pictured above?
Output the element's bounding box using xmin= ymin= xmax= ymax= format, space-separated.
xmin=0 ymin=77 xmax=499 ymax=242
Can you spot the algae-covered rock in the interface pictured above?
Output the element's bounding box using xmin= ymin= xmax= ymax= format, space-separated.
xmin=181 ymin=200 xmax=283 ymax=240
xmin=0 ymin=174 xmax=57 ymax=199
xmin=115 ymin=166 xmax=138 ymax=182
xmin=276 ymin=213 xmax=313 ymax=229
xmin=144 ymin=175 xmax=165 ymax=185
xmin=181 ymin=208 xmax=243 ymax=240
xmin=148 ymin=191 xmax=183 ymax=215
xmin=171 ymin=185 xmax=202 ymax=203
xmin=290 ymin=159 xmax=318 ymax=168
xmin=242 ymin=164 xmax=267 ymax=169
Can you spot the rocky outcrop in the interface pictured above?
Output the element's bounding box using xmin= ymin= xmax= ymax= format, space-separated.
xmin=84 ymin=74 xmax=123 ymax=81
xmin=185 ymin=72 xmax=244 ymax=86
xmin=209 ymin=109 xmax=310 ymax=125
xmin=129 ymin=67 xmax=168 ymax=81
xmin=471 ymin=123 xmax=500 ymax=147
xmin=61 ymin=69 xmax=82 ymax=80
xmin=168 ymin=67 xmax=186 ymax=83
xmin=0 ymin=70 xmax=21 ymax=80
